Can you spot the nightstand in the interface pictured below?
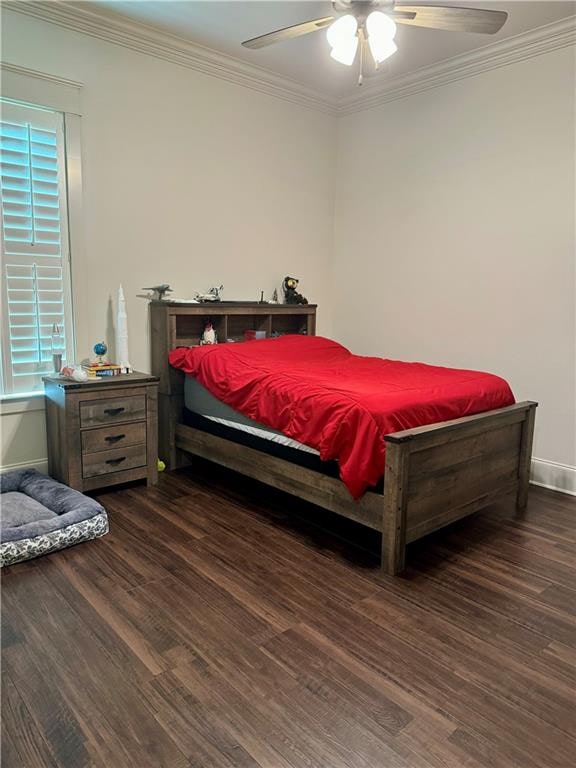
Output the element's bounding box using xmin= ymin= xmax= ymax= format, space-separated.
xmin=43 ymin=372 xmax=159 ymax=492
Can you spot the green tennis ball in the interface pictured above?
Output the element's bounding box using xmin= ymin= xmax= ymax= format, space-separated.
xmin=157 ymin=459 xmax=166 ymax=472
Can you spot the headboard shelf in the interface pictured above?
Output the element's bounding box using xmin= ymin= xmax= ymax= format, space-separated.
xmin=150 ymin=301 xmax=317 ymax=467
xmin=151 ymin=300 xmax=316 ymax=312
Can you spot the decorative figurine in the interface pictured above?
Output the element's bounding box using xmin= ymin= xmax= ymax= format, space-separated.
xmin=141 ymin=284 xmax=173 ymax=301
xmin=116 ymin=284 xmax=133 ymax=373
xmin=209 ymin=285 xmax=223 ymax=301
xmin=93 ymin=341 xmax=107 ymax=364
xmin=270 ymin=288 xmax=279 ymax=304
xmin=200 ymin=321 xmax=217 ymax=345
xmin=195 ymin=285 xmax=223 ymax=302
xmin=283 ymin=276 xmax=308 ymax=305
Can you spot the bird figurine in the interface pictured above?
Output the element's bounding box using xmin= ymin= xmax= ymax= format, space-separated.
xmin=200 ymin=321 xmax=217 ymax=345
xmin=141 ymin=284 xmax=173 ymax=301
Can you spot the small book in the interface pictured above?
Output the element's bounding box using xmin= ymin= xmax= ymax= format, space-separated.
xmin=83 ymin=363 xmax=122 ymax=377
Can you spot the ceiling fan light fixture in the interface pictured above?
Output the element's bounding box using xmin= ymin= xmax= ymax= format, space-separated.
xmin=366 ymin=10 xmax=398 ymax=63
xmin=327 ymin=14 xmax=359 ymax=65
xmin=242 ymin=4 xmax=508 ymax=83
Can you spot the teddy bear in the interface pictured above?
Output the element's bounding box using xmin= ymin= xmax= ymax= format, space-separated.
xmin=283 ymin=276 xmax=308 ymax=305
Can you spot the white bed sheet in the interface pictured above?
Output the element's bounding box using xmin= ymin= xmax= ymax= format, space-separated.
xmin=201 ymin=415 xmax=319 ymax=455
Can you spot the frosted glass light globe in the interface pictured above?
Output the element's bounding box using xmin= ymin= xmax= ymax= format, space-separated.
xmin=366 ymin=11 xmax=397 ymax=40
xmin=327 ymin=14 xmax=359 ymax=66
xmin=327 ymin=14 xmax=358 ymax=47
xmin=368 ymin=36 xmax=398 ymax=64
xmin=366 ymin=11 xmax=398 ymax=63
xmin=330 ymin=36 xmax=359 ymax=65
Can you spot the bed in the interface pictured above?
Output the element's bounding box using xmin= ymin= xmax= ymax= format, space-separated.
xmin=151 ymin=301 xmax=536 ymax=575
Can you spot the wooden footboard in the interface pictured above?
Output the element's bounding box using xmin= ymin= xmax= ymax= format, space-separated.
xmin=381 ymin=401 xmax=537 ymax=575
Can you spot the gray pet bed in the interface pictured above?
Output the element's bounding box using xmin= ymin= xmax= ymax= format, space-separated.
xmin=1 ymin=469 xmax=108 ymax=567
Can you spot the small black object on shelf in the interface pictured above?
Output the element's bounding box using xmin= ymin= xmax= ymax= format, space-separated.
xmin=283 ymin=276 xmax=308 ymax=305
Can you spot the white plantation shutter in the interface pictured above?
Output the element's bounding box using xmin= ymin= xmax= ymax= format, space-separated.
xmin=1 ymin=101 xmax=74 ymax=395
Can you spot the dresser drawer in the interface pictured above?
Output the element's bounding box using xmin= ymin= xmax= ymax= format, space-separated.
xmin=81 ymin=421 xmax=146 ymax=454
xmin=80 ymin=395 xmax=146 ymax=428
xmin=82 ymin=444 xmax=147 ymax=478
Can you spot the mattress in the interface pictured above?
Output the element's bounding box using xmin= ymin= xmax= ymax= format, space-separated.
xmin=184 ymin=376 xmax=319 ymax=456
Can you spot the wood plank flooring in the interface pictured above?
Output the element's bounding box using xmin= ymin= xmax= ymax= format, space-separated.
xmin=2 ymin=461 xmax=575 ymax=768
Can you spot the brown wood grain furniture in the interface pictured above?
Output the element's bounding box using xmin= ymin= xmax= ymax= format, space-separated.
xmin=151 ymin=301 xmax=537 ymax=576
xmin=43 ymin=372 xmax=159 ymax=492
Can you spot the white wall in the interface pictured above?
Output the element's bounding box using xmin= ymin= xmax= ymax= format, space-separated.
xmin=333 ymin=47 xmax=575 ymax=476
xmin=0 ymin=9 xmax=337 ymax=470
xmin=0 ymin=401 xmax=47 ymax=474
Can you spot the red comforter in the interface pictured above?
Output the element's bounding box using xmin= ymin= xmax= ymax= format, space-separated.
xmin=169 ymin=336 xmax=515 ymax=499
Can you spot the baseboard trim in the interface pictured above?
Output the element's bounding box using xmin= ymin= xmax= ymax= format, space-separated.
xmin=530 ymin=458 xmax=576 ymax=497
xmin=0 ymin=458 xmax=49 ymax=475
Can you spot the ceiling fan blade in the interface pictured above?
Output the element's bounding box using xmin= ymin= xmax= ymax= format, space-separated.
xmin=394 ymin=5 xmax=508 ymax=34
xmin=242 ymin=17 xmax=335 ymax=49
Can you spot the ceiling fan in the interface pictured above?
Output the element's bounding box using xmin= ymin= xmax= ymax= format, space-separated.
xmin=242 ymin=1 xmax=508 ymax=84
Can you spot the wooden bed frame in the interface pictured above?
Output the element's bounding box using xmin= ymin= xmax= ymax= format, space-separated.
xmin=151 ymin=301 xmax=537 ymax=575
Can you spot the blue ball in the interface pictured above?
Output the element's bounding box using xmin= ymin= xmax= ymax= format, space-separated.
xmin=94 ymin=342 xmax=107 ymax=357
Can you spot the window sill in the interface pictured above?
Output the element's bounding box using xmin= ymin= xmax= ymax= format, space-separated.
xmin=0 ymin=393 xmax=45 ymax=416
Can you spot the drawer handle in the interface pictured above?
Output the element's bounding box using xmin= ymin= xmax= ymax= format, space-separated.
xmin=105 ymin=456 xmax=126 ymax=466
xmin=104 ymin=433 xmax=126 ymax=444
xmin=104 ymin=407 xmax=125 ymax=417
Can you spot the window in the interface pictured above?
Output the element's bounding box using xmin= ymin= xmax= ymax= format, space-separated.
xmin=0 ymin=100 xmax=74 ymax=396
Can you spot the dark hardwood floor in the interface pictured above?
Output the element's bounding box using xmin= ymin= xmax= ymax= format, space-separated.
xmin=2 ymin=461 xmax=575 ymax=768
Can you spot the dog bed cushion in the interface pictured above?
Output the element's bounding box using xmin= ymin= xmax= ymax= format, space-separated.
xmin=1 ymin=469 xmax=108 ymax=567
xmin=1 ymin=492 xmax=58 ymax=529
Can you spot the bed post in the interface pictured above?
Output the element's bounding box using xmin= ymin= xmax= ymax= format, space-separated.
xmin=150 ymin=302 xmax=187 ymax=470
xmin=382 ymin=439 xmax=411 ymax=576
xmin=516 ymin=402 xmax=537 ymax=514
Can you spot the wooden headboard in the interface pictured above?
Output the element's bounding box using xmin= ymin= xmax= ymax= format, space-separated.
xmin=150 ymin=301 xmax=317 ymax=467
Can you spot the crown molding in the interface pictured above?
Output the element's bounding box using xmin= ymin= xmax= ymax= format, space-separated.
xmin=337 ymin=15 xmax=576 ymax=115
xmin=4 ymin=2 xmax=575 ymax=117
xmin=3 ymin=1 xmax=338 ymax=115
xmin=0 ymin=60 xmax=82 ymax=89
xmin=0 ymin=60 xmax=82 ymax=113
